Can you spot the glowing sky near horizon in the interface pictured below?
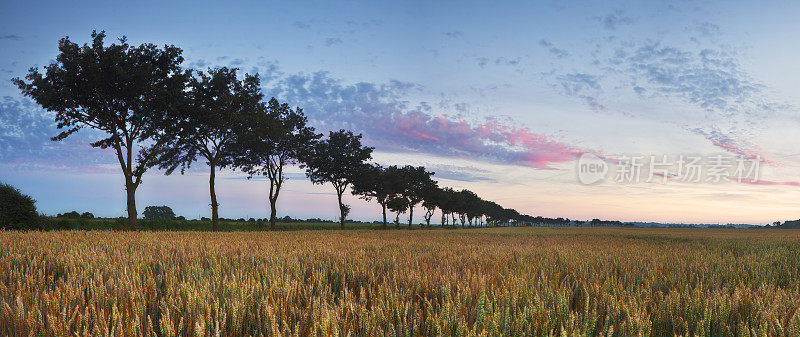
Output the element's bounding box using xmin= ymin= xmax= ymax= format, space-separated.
xmin=2 ymin=0 xmax=800 ymax=224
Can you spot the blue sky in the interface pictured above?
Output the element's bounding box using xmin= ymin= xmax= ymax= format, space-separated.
xmin=2 ymin=0 xmax=800 ymax=223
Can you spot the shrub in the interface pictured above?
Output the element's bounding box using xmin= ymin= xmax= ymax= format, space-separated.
xmin=57 ymin=211 xmax=81 ymax=219
xmin=0 ymin=182 xmax=39 ymax=229
xmin=143 ymin=206 xmax=176 ymax=220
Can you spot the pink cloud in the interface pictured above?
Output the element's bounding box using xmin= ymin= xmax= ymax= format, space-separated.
xmin=739 ymin=179 xmax=800 ymax=187
xmin=369 ymin=110 xmax=583 ymax=169
xmin=691 ymin=128 xmax=775 ymax=164
xmin=274 ymin=71 xmax=587 ymax=169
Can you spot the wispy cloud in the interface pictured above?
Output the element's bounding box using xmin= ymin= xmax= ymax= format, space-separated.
xmin=0 ymin=34 xmax=22 ymax=40
xmin=0 ymin=96 xmax=114 ymax=170
xmin=271 ymin=72 xmax=584 ymax=168
xmin=538 ymin=39 xmax=570 ymax=59
xmin=740 ymin=179 xmax=800 ymax=187
xmin=425 ymin=164 xmax=495 ymax=183
xmin=325 ymin=37 xmax=343 ymax=46
xmin=554 ymin=73 xmax=605 ymax=111
xmin=593 ymin=11 xmax=634 ymax=30
xmin=690 ymin=127 xmax=769 ymax=161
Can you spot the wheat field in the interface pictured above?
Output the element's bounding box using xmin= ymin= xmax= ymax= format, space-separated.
xmin=1 ymin=227 xmax=800 ymax=336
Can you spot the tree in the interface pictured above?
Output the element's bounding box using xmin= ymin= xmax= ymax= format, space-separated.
xmin=437 ymin=187 xmax=456 ymax=227
xmin=421 ymin=186 xmax=442 ymax=227
xmin=143 ymin=206 xmax=176 ymax=220
xmin=58 ymin=211 xmax=82 ymax=219
xmin=0 ymin=182 xmax=38 ymax=229
xmin=302 ymin=130 xmax=373 ymax=229
xmin=387 ymin=195 xmax=409 ymax=227
xmin=397 ymin=166 xmax=436 ymax=228
xmin=81 ymin=212 xmax=95 ymax=219
xmin=13 ymin=31 xmax=189 ymax=228
xmin=155 ymin=67 xmax=263 ymax=231
xmin=234 ymin=98 xmax=319 ymax=230
xmin=459 ymin=189 xmax=482 ymax=226
xmin=350 ymin=164 xmax=397 ymax=229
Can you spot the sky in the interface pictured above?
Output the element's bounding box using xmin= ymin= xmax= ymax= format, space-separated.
xmin=1 ymin=0 xmax=800 ymax=224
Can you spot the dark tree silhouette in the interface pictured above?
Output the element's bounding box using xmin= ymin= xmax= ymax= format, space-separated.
xmin=13 ymin=31 xmax=189 ymax=228
xmin=397 ymin=166 xmax=436 ymax=228
xmin=421 ymin=186 xmax=442 ymax=227
xmin=143 ymin=206 xmax=176 ymax=220
xmin=458 ymin=189 xmax=482 ymax=226
xmin=0 ymin=182 xmax=38 ymax=229
xmin=387 ymin=195 xmax=409 ymax=227
xmin=155 ymin=67 xmax=263 ymax=231
xmin=437 ymin=187 xmax=456 ymax=227
xmin=351 ymin=164 xmax=398 ymax=229
xmin=302 ymin=130 xmax=373 ymax=229
xmin=234 ymin=98 xmax=320 ymax=230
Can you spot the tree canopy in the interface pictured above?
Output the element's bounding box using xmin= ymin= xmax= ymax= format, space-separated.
xmin=234 ymin=98 xmax=319 ymax=230
xmin=13 ymin=31 xmax=189 ymax=228
xmin=302 ymin=130 xmax=373 ymax=229
xmin=155 ymin=67 xmax=264 ymax=230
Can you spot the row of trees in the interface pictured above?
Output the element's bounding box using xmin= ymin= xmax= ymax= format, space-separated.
xmin=13 ymin=31 xmax=536 ymax=230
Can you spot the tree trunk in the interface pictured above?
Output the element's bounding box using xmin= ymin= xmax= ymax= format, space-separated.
xmin=269 ymin=196 xmax=277 ymax=230
xmin=124 ymin=175 xmax=137 ymax=229
xmin=381 ymin=202 xmax=387 ymax=229
xmin=442 ymin=213 xmax=447 ymax=227
xmin=337 ymin=190 xmax=345 ymax=229
xmin=210 ymin=162 xmax=219 ymax=231
xmin=408 ymin=205 xmax=413 ymax=229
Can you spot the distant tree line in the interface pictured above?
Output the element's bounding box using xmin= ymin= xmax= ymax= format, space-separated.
xmin=10 ymin=31 xmax=596 ymax=230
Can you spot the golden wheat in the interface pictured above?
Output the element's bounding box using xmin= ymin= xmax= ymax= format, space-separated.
xmin=1 ymin=227 xmax=799 ymax=336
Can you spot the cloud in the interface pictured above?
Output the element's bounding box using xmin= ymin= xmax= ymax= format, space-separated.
xmin=0 ymin=34 xmax=22 ymax=40
xmin=689 ymin=127 xmax=770 ymax=162
xmin=292 ymin=20 xmax=313 ymax=29
xmin=188 ymin=59 xmax=209 ymax=69
xmin=693 ymin=22 xmax=721 ymax=38
xmin=0 ymin=96 xmax=114 ymax=171
xmin=476 ymin=57 xmax=489 ymax=68
xmin=619 ymin=43 xmax=769 ymax=115
xmin=542 ymin=27 xmax=787 ymax=158
xmin=270 ymin=72 xmax=584 ymax=169
xmin=444 ymin=31 xmax=464 ymax=38
xmin=475 ymin=56 xmax=525 ymax=73
xmin=325 ymin=37 xmax=343 ymax=46
xmin=739 ymin=179 xmax=800 ymax=187
xmin=554 ymin=73 xmax=605 ymax=110
xmin=593 ymin=11 xmax=634 ymax=30
xmin=538 ymin=39 xmax=570 ymax=58
xmin=425 ymin=164 xmax=495 ymax=183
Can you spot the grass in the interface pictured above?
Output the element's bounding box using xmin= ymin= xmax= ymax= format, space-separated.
xmin=1 ymin=227 xmax=800 ymax=336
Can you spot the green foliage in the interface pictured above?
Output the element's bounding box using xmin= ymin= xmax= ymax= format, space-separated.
xmin=387 ymin=195 xmax=409 ymax=225
xmin=143 ymin=206 xmax=176 ymax=220
xmin=232 ymin=97 xmax=320 ymax=228
xmin=154 ymin=67 xmax=266 ymax=230
xmin=0 ymin=182 xmax=38 ymax=229
xmin=302 ymin=130 xmax=373 ymax=227
xmin=12 ymin=30 xmax=190 ymax=227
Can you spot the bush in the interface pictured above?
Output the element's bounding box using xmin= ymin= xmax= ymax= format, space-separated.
xmin=57 ymin=211 xmax=81 ymax=219
xmin=0 ymin=182 xmax=39 ymax=229
xmin=143 ymin=206 xmax=176 ymax=220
